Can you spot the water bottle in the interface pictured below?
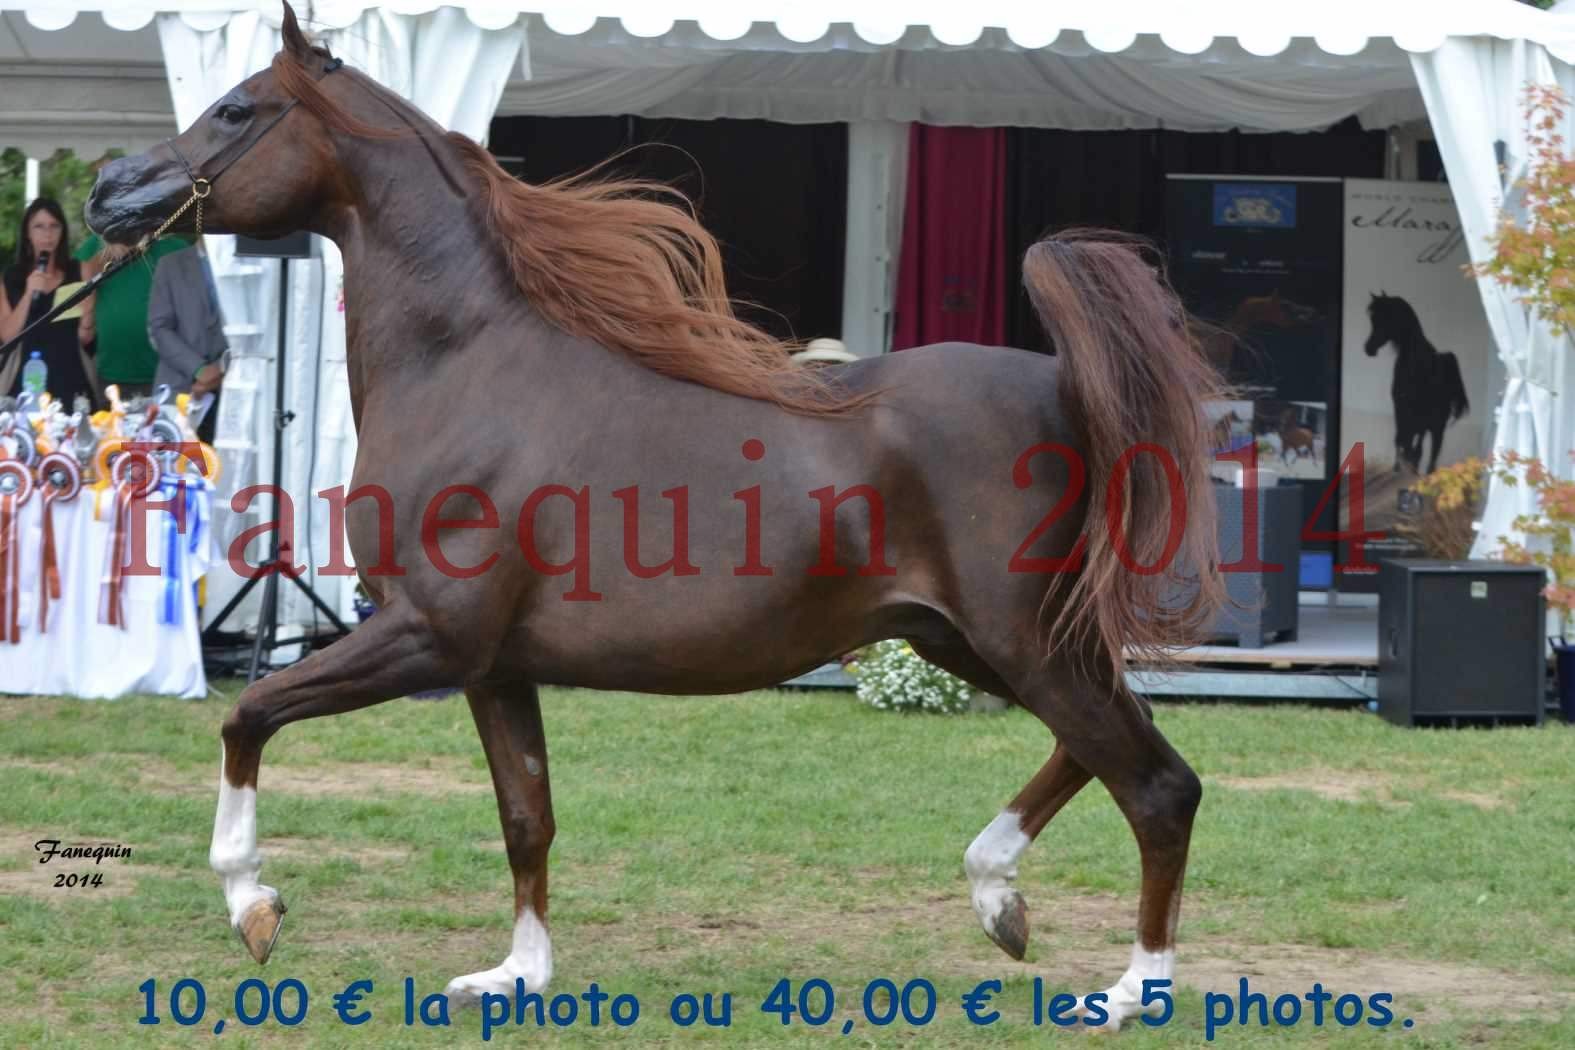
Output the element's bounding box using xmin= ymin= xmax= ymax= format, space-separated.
xmin=21 ymin=351 xmax=47 ymax=396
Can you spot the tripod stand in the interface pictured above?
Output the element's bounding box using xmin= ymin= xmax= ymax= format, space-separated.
xmin=201 ymin=248 xmax=351 ymax=683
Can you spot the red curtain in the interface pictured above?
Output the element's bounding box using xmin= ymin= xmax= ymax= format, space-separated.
xmin=891 ymin=124 xmax=1008 ymax=350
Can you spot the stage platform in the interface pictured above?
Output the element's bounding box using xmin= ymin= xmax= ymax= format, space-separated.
xmin=1129 ymin=601 xmax=1379 ymax=701
xmin=1161 ymin=602 xmax=1378 ymax=668
xmin=784 ymin=596 xmax=1382 ymax=702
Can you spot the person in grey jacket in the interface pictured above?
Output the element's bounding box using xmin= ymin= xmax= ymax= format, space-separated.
xmin=147 ymin=242 xmax=228 ymax=440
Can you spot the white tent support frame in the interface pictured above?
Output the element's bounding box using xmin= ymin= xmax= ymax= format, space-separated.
xmin=153 ymin=7 xmax=524 ymax=635
xmin=4 ymin=1 xmax=1574 ymax=633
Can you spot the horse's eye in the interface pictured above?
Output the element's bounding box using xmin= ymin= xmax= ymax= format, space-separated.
xmin=215 ymin=104 xmax=252 ymax=125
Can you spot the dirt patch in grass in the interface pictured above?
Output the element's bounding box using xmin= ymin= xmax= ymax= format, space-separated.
xmin=0 ymin=864 xmax=172 ymax=901
xmin=257 ymin=762 xmax=491 ymax=798
xmin=0 ymin=756 xmax=76 ymax=776
xmin=1182 ymin=941 xmax=1559 ymax=1020
xmin=1210 ymin=769 xmax=1512 ymax=811
xmin=0 ymin=826 xmax=174 ymax=902
xmin=261 ymin=835 xmax=414 ymax=866
xmin=1434 ymin=790 xmax=1513 ymax=811
xmin=0 ymin=753 xmax=491 ymax=800
xmin=585 ymin=888 xmax=1568 ymax=1022
xmin=91 ymin=754 xmax=492 ymax=799
xmin=0 ymin=696 xmax=62 ymax=719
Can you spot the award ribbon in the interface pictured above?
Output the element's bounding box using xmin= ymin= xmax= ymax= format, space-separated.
xmin=35 ymin=452 xmax=82 ymax=633
xmin=98 ymin=452 xmax=161 ymax=628
xmin=0 ymin=460 xmax=35 ymax=643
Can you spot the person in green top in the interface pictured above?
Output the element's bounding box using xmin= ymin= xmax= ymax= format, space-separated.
xmin=75 ymin=233 xmax=190 ymax=398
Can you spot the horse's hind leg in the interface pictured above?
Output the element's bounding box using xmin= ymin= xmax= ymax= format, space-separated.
xmin=965 ymin=743 xmax=1092 ymax=960
xmin=1414 ymin=434 xmax=1428 ymax=473
xmin=1426 ymin=422 xmax=1447 ymax=475
xmin=210 ymin=598 xmax=456 ymax=964
xmin=446 ymin=681 xmax=556 ymax=1006
xmin=1009 ymin=665 xmax=1201 ymax=1032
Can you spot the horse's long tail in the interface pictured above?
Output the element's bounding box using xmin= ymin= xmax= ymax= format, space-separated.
xmin=1443 ymin=352 xmax=1470 ymax=422
xmin=1021 ymin=228 xmax=1227 ymax=690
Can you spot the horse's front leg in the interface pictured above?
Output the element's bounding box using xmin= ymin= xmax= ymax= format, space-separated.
xmin=446 ymin=681 xmax=555 ymax=1007
xmin=966 ymin=742 xmax=1092 ymax=960
xmin=210 ymin=597 xmax=456 ymax=963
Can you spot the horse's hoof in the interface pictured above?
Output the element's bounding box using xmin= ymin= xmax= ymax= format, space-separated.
xmin=236 ymin=893 xmax=287 ymax=964
xmin=1071 ymin=998 xmax=1124 ymax=1033
xmin=445 ymin=966 xmax=540 ymax=1010
xmin=985 ymin=890 xmax=1029 ymax=961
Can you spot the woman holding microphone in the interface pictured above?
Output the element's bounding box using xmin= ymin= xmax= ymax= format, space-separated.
xmin=0 ymin=197 xmax=98 ymax=408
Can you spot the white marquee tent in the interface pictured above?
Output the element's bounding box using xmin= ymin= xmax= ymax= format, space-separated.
xmin=3 ymin=0 xmax=1574 ymax=637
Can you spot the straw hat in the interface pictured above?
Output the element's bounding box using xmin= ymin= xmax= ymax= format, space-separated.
xmin=791 ymin=337 xmax=859 ymax=366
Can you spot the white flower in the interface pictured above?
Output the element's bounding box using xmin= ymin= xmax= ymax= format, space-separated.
xmin=848 ymin=639 xmax=971 ymax=715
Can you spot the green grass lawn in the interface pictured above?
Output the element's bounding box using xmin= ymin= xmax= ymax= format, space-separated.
xmin=1 ymin=686 xmax=1572 ymax=1047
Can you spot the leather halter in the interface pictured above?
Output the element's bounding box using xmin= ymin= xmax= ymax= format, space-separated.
xmin=164 ymin=56 xmax=344 ymax=199
xmin=153 ymin=55 xmax=345 ymax=243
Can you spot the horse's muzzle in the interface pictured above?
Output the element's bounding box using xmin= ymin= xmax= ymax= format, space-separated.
xmin=85 ymin=155 xmax=187 ymax=244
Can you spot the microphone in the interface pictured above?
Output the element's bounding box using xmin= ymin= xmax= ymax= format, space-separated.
xmin=29 ymin=250 xmax=50 ymax=307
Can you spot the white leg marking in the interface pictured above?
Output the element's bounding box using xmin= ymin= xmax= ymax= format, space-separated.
xmin=445 ymin=909 xmax=554 ymax=1004
xmin=963 ymin=810 xmax=1030 ymax=936
xmin=1077 ymin=943 xmax=1176 ymax=1031
xmin=208 ymin=744 xmax=278 ymax=927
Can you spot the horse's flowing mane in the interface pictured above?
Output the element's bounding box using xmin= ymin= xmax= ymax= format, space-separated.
xmin=274 ymin=51 xmax=872 ymax=416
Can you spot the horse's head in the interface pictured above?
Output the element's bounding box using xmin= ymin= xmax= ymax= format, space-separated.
xmin=1237 ymin=290 xmax=1318 ymax=330
xmin=1364 ymin=291 xmax=1416 ymax=356
xmin=86 ymin=3 xmax=346 ymax=244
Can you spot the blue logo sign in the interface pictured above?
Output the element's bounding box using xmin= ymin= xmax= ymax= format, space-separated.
xmin=1212 ymin=184 xmax=1297 ymax=228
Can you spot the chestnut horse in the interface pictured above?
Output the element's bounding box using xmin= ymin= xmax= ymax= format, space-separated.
xmin=1277 ymin=407 xmax=1318 ymax=465
xmin=86 ymin=6 xmax=1223 ymax=1030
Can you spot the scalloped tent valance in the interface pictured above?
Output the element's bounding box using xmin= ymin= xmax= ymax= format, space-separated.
xmin=6 ymin=0 xmax=1575 ymax=62
xmin=7 ymin=0 xmax=1573 ymax=134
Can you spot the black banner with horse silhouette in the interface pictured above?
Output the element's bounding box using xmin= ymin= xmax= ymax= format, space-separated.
xmin=1339 ymin=179 xmax=1492 ymax=591
xmin=1165 ymin=175 xmax=1343 ymax=581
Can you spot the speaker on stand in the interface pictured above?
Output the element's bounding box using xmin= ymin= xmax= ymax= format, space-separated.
xmin=201 ymin=232 xmax=351 ymax=683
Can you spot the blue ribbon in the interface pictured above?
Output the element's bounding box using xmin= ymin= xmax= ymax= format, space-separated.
xmin=158 ymin=476 xmax=183 ymax=626
xmin=155 ymin=475 xmax=209 ymax=627
xmin=186 ymin=476 xmax=207 ymax=556
xmin=188 ymin=477 xmax=208 ymax=615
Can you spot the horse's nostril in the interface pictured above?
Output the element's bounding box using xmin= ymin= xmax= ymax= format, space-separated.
xmin=88 ymin=170 xmax=117 ymax=204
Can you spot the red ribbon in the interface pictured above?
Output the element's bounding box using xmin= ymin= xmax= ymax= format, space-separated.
xmin=39 ymin=490 xmax=60 ymax=633
xmin=99 ymin=453 xmax=160 ymax=629
xmin=0 ymin=492 xmax=17 ymax=643
xmin=37 ymin=455 xmax=81 ymax=635
xmin=99 ymin=483 xmax=135 ymax=629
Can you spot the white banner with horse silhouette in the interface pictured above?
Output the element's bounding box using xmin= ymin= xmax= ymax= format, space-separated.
xmin=1340 ymin=178 xmax=1494 ymax=575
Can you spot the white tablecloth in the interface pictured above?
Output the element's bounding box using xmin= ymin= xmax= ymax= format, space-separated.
xmin=0 ymin=478 xmax=211 ymax=699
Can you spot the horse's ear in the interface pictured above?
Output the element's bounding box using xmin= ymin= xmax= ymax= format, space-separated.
xmin=281 ymin=1 xmax=311 ymax=62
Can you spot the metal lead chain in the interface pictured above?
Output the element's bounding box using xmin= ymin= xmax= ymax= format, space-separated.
xmin=147 ymin=178 xmax=210 ymax=247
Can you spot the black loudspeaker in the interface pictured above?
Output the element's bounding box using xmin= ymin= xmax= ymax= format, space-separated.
xmin=234 ymin=231 xmax=314 ymax=259
xmin=1377 ymin=560 xmax=1546 ymax=726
